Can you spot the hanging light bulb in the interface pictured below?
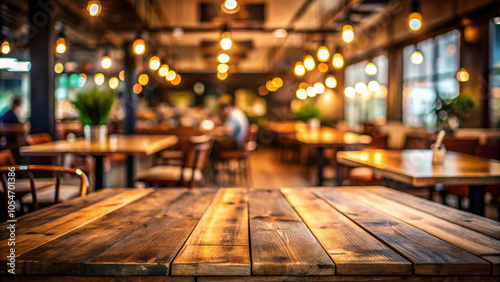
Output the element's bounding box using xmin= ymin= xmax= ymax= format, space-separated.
xmin=172 ymin=74 xmax=181 ymax=85
xmin=217 ymin=72 xmax=228 ymax=80
xmin=409 ymin=0 xmax=422 ymax=31
xmin=149 ymin=56 xmax=161 ymax=70
xmin=272 ymin=77 xmax=283 ymax=88
xmin=318 ymin=63 xmax=329 ymax=73
xmin=410 ymin=49 xmax=424 ymax=64
xmin=138 ymin=74 xmax=149 ymax=86
xmin=87 ymin=0 xmax=102 ymax=17
xmin=54 ymin=62 xmax=64 ymax=74
xmin=345 ymin=86 xmax=356 ymax=97
xmin=217 ymin=63 xmax=229 ymax=73
xmin=317 ymin=46 xmax=330 ymax=62
xmin=325 ymin=76 xmax=337 ymax=88
xmin=365 ymin=62 xmax=377 ymax=76
xmin=119 ymin=70 xmax=125 ymax=81
xmin=368 ymin=80 xmax=380 ymax=92
xmin=109 ymin=77 xmax=119 ymax=89
xmin=166 ymin=70 xmax=176 ymax=81
xmin=94 ymin=73 xmax=105 ymax=85
xmin=133 ymin=83 xmax=142 ymax=94
xmin=158 ymin=64 xmax=169 ymax=77
xmin=332 ymin=53 xmax=344 ymax=68
xmin=1 ymin=40 xmax=10 ymax=54
xmin=296 ymin=88 xmax=307 ymax=100
xmin=304 ymin=55 xmax=315 ymax=71
xmin=133 ymin=39 xmax=146 ymax=55
xmin=220 ymin=31 xmax=232 ymax=50
xmin=306 ymin=86 xmax=316 ymax=97
xmin=218 ymin=53 xmax=230 ymax=64
xmin=101 ymin=56 xmax=112 ymax=69
xmin=456 ymin=68 xmax=469 ymax=82
xmin=294 ymin=62 xmax=306 ymax=76
xmin=314 ymin=82 xmax=325 ymax=94
xmin=355 ymin=82 xmax=368 ymax=96
xmin=342 ymin=24 xmax=354 ymax=43
xmin=55 ymin=26 xmax=67 ymax=54
xmin=221 ymin=0 xmax=240 ymax=14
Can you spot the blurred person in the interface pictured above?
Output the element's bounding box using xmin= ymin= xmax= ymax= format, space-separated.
xmin=1 ymin=96 xmax=22 ymax=124
xmin=219 ymin=97 xmax=249 ymax=147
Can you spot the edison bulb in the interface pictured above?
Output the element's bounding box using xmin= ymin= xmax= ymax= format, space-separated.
xmin=314 ymin=82 xmax=325 ymax=94
xmin=149 ymin=56 xmax=160 ymax=70
xmin=368 ymin=80 xmax=380 ymax=92
xmin=218 ymin=53 xmax=230 ymax=64
xmin=306 ymin=86 xmax=316 ymax=97
xmin=94 ymin=73 xmax=105 ymax=85
xmin=342 ymin=25 xmax=354 ymax=43
xmin=109 ymin=77 xmax=119 ymax=89
xmin=409 ymin=12 xmax=422 ymax=31
xmin=304 ymin=55 xmax=315 ymax=71
xmin=296 ymin=88 xmax=307 ymax=100
xmin=317 ymin=46 xmax=330 ymax=62
xmin=365 ymin=62 xmax=377 ymax=76
xmin=325 ymin=76 xmax=337 ymax=88
xmin=1 ymin=41 xmax=10 ymax=54
xmin=294 ymin=62 xmax=306 ymax=76
xmin=158 ymin=64 xmax=169 ymax=77
xmin=332 ymin=53 xmax=344 ymax=68
xmin=133 ymin=39 xmax=146 ymax=55
xmin=101 ymin=56 xmax=112 ymax=69
xmin=410 ymin=50 xmax=424 ymax=64
xmin=345 ymin=87 xmax=356 ymax=97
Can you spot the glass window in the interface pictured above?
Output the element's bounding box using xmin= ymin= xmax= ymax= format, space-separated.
xmin=490 ymin=17 xmax=500 ymax=128
xmin=344 ymin=55 xmax=388 ymax=127
xmin=402 ymin=30 xmax=460 ymax=127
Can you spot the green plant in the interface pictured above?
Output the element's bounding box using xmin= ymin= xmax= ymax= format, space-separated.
xmin=434 ymin=93 xmax=476 ymax=133
xmin=71 ymin=88 xmax=116 ymax=126
xmin=293 ymin=102 xmax=321 ymax=122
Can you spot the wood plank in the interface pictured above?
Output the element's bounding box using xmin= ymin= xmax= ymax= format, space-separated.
xmin=171 ymin=188 xmax=250 ymax=276
xmin=281 ymin=188 xmax=411 ymax=275
xmin=0 ymin=188 xmax=153 ymax=263
xmin=13 ymin=189 xmax=185 ymax=275
xmin=1 ymin=276 xmax=195 ymax=282
xmin=249 ymin=189 xmax=335 ymax=276
xmin=314 ymin=188 xmax=491 ymax=276
xmin=0 ymin=188 xmax=127 ymax=241
xmin=482 ymin=256 xmax=500 ymax=276
xmin=198 ymin=276 xmax=496 ymax=282
xmin=336 ymin=187 xmax=500 ymax=257
xmin=368 ymin=186 xmax=500 ymax=240
xmin=85 ymin=188 xmax=217 ymax=275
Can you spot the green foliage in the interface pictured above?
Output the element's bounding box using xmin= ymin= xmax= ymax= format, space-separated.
xmin=71 ymin=88 xmax=116 ymax=126
xmin=293 ymin=102 xmax=321 ymax=122
xmin=434 ymin=93 xmax=477 ymax=133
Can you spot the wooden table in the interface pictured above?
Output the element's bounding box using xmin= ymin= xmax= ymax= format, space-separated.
xmin=1 ymin=187 xmax=498 ymax=281
xmin=295 ymin=127 xmax=372 ymax=186
xmin=19 ymin=135 xmax=178 ymax=190
xmin=337 ymin=149 xmax=500 ymax=215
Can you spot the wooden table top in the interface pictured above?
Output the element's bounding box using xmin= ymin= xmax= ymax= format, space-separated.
xmin=0 ymin=123 xmax=29 ymax=135
xmin=295 ymin=127 xmax=372 ymax=146
xmin=19 ymin=134 xmax=178 ymax=156
xmin=1 ymin=187 xmax=498 ymax=280
xmin=337 ymin=149 xmax=500 ymax=187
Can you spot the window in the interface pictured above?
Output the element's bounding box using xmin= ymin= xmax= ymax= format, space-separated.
xmin=344 ymin=55 xmax=388 ymax=127
xmin=402 ymin=30 xmax=460 ymax=127
xmin=490 ymin=17 xmax=500 ymax=128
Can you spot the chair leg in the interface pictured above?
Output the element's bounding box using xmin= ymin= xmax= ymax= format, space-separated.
xmin=457 ymin=196 xmax=463 ymax=210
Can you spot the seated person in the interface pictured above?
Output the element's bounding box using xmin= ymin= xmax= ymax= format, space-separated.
xmin=219 ymin=97 xmax=249 ymax=148
xmin=1 ymin=96 xmax=22 ymax=124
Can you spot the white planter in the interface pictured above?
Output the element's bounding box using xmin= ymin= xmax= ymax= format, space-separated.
xmin=84 ymin=125 xmax=108 ymax=142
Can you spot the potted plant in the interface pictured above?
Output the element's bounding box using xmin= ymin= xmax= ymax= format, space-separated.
xmin=293 ymin=102 xmax=321 ymax=130
xmin=434 ymin=93 xmax=476 ymax=134
xmin=71 ymin=87 xmax=116 ymax=142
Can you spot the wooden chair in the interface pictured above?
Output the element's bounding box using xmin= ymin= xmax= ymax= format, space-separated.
xmin=154 ymin=127 xmax=204 ymax=166
xmin=0 ymin=164 xmax=88 ymax=214
xmin=26 ymin=133 xmax=53 ymax=145
xmin=441 ymin=136 xmax=479 ymax=155
xmin=138 ymin=135 xmax=213 ymax=188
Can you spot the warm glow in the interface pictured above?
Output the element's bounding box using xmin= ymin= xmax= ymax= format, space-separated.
xmin=296 ymin=88 xmax=307 ymax=100
xmin=119 ymin=70 xmax=125 ymax=81
xmin=365 ymin=62 xmax=377 ymax=76
xmin=456 ymin=68 xmax=469 ymax=82
xmin=101 ymin=56 xmax=112 ymax=69
xmin=355 ymin=82 xmax=368 ymax=96
xmin=272 ymin=77 xmax=283 ymax=88
xmin=54 ymin=63 xmax=64 ymax=74
xmin=314 ymin=82 xmax=325 ymax=94
xmin=221 ymin=0 xmax=240 ymax=14
xmin=294 ymin=62 xmax=306 ymax=76
xmin=299 ymin=82 xmax=309 ymax=89
xmin=325 ymin=76 xmax=337 ymax=88
xmin=220 ymin=32 xmax=232 ymax=50
xmin=217 ymin=63 xmax=229 ymax=73
xmin=318 ymin=63 xmax=329 ymax=73
xmin=149 ymin=56 xmax=160 ymax=70
xmin=1 ymin=41 xmax=10 ymax=54
xmin=306 ymin=86 xmax=316 ymax=97
xmin=166 ymin=70 xmax=176 ymax=81
xmin=342 ymin=25 xmax=354 ymax=43
xmin=317 ymin=46 xmax=330 ymax=62
xmin=273 ymin=29 xmax=288 ymax=38
xmin=218 ymin=53 xmax=230 ymax=64
xmin=345 ymin=87 xmax=356 ymax=97
xmin=158 ymin=64 xmax=169 ymax=77
xmin=56 ymin=38 xmax=66 ymax=54
xmin=87 ymin=0 xmax=102 ymax=16
xmin=109 ymin=77 xmax=119 ymax=89
xmin=133 ymin=39 xmax=146 ymax=55
xmin=304 ymin=55 xmax=315 ymax=71
xmin=258 ymin=85 xmax=269 ymax=96
xmin=409 ymin=12 xmax=422 ymax=31
xmin=171 ymin=74 xmax=181 ymax=85
xmin=217 ymin=72 xmax=228 ymax=80
xmin=200 ymin=120 xmax=215 ymax=131
xmin=266 ymin=81 xmax=278 ymax=92
xmin=94 ymin=73 xmax=105 ymax=86
xmin=332 ymin=53 xmax=344 ymax=68
xmin=410 ymin=50 xmax=424 ymax=64
xmin=138 ymin=74 xmax=149 ymax=86
xmin=133 ymin=83 xmax=142 ymax=94
xmin=368 ymin=80 xmax=380 ymax=92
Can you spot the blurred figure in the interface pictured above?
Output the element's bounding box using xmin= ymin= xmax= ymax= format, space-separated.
xmin=1 ymin=96 xmax=22 ymax=124
xmin=219 ymin=97 xmax=249 ymax=147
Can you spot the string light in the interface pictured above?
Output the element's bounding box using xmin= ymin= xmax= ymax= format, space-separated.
xmin=109 ymin=77 xmax=119 ymax=89
xmin=304 ymin=55 xmax=315 ymax=71
xmin=133 ymin=39 xmax=146 ymax=55
xmin=149 ymin=56 xmax=161 ymax=71
xmin=133 ymin=83 xmax=142 ymax=94
xmin=294 ymin=62 xmax=306 ymax=76
xmin=317 ymin=46 xmax=330 ymax=62
xmin=87 ymin=0 xmax=102 ymax=17
xmin=409 ymin=0 xmax=422 ymax=31
xmin=306 ymin=86 xmax=316 ymax=97
xmin=272 ymin=77 xmax=283 ymax=88
xmin=56 ymin=26 xmax=67 ymax=54
xmin=217 ymin=72 xmax=228 ymax=80
xmin=166 ymin=70 xmax=176 ymax=81
xmin=332 ymin=53 xmax=344 ymax=68
xmin=365 ymin=62 xmax=377 ymax=76
xmin=158 ymin=64 xmax=169 ymax=77
xmin=171 ymin=74 xmax=181 ymax=85
xmin=456 ymin=68 xmax=469 ymax=82
xmin=217 ymin=63 xmax=229 ymax=73
xmin=119 ymin=70 xmax=125 ymax=81
xmin=345 ymin=87 xmax=356 ymax=97
xmin=94 ymin=73 xmax=105 ymax=85
xmin=273 ymin=29 xmax=288 ymax=38
xmin=355 ymin=82 xmax=368 ymax=96
xmin=138 ymin=74 xmax=149 ymax=86
xmin=314 ymin=82 xmax=325 ymax=94
xmin=220 ymin=32 xmax=232 ymax=50
xmin=368 ymin=80 xmax=380 ymax=92
xmin=221 ymin=0 xmax=240 ymax=14
xmin=296 ymin=88 xmax=307 ymax=100
xmin=101 ymin=56 xmax=112 ymax=69
xmin=218 ymin=53 xmax=230 ymax=64
xmin=54 ymin=63 xmax=64 ymax=74
xmin=1 ymin=41 xmax=10 ymax=54
xmin=410 ymin=49 xmax=424 ymax=64
xmin=342 ymin=25 xmax=354 ymax=43
xmin=325 ymin=76 xmax=337 ymax=88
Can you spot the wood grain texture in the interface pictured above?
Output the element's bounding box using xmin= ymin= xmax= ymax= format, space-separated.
xmin=14 ymin=189 xmax=180 ymax=275
xmin=296 ymin=127 xmax=372 ymax=146
xmin=249 ymin=189 xmax=335 ymax=276
xmin=0 ymin=188 xmax=153 ymax=264
xmin=314 ymin=189 xmax=491 ymax=276
xmin=85 ymin=188 xmax=217 ymax=275
xmin=336 ymin=150 xmax=500 ymax=187
xmin=281 ymin=188 xmax=411 ymax=275
xmin=336 ymin=187 xmax=500 ymax=257
xmin=368 ymin=186 xmax=500 ymax=240
xmin=171 ymin=188 xmax=250 ymax=276
xmin=19 ymin=135 xmax=178 ymax=156
xmin=197 ymin=276 xmax=497 ymax=282
xmin=0 ymin=276 xmax=195 ymax=282
xmin=481 ymin=256 xmax=500 ymax=275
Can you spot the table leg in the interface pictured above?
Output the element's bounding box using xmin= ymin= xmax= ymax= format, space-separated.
xmin=316 ymin=146 xmax=325 ymax=186
xmin=335 ymin=146 xmax=345 ymax=186
xmin=469 ymin=185 xmax=486 ymax=216
xmin=126 ymin=155 xmax=136 ymax=188
xmin=94 ymin=155 xmax=105 ymax=191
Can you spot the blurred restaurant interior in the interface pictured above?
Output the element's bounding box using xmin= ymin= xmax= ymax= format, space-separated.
xmin=1 ymin=0 xmax=500 ymax=280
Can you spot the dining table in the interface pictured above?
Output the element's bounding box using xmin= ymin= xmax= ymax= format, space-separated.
xmin=295 ymin=127 xmax=372 ymax=186
xmin=18 ymin=134 xmax=178 ymax=190
xmin=336 ymin=149 xmax=500 ymax=215
xmin=0 ymin=186 xmax=498 ymax=281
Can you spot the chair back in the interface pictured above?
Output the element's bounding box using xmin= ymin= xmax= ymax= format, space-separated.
xmin=442 ymin=137 xmax=479 ymax=155
xmin=0 ymin=150 xmax=16 ymax=166
xmin=180 ymin=135 xmax=213 ymax=187
xmin=0 ymin=165 xmax=88 ymax=212
xmin=404 ymin=135 xmax=432 ymax=149
xmin=475 ymin=143 xmax=500 ymax=160
xmin=26 ymin=133 xmax=53 ymax=145
xmin=366 ymin=134 xmax=389 ymax=149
